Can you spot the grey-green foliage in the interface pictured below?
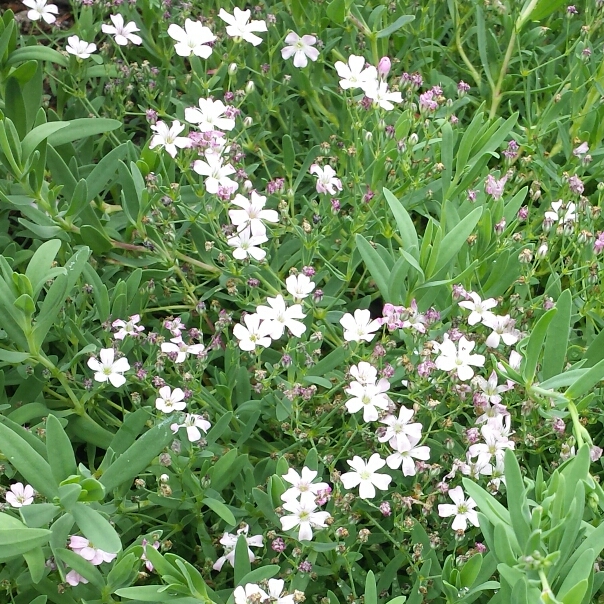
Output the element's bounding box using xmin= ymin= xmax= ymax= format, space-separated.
xmin=463 ymin=447 xmax=604 ymax=604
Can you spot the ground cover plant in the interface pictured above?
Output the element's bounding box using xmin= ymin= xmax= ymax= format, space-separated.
xmin=1 ymin=0 xmax=604 ymax=603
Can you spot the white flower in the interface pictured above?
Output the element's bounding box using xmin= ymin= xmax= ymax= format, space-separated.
xmin=340 ymin=454 xmax=392 ymax=499
xmin=280 ymin=498 xmax=330 ymax=541
xmin=193 ymin=153 xmax=237 ymax=195
xmin=228 ymin=227 xmax=268 ymax=261
xmin=233 ymin=313 xmax=272 ymax=351
xmin=149 ymin=120 xmax=191 ymax=158
xmin=281 ymin=32 xmax=319 ymax=68
xmin=256 ymin=295 xmax=306 ymax=339
xmin=482 ymin=314 xmax=520 ymax=348
xmin=229 ymin=192 xmax=278 ymax=236
xmin=386 ymin=434 xmax=431 ymax=476
xmin=434 ymin=335 xmax=485 ymax=381
xmin=364 ymin=81 xmax=403 ymax=110
xmin=267 ymin=579 xmax=295 ymax=604
xmin=473 ymin=371 xmax=511 ymax=405
xmin=167 ymin=19 xmax=215 ymax=58
xmin=5 ymin=482 xmax=34 ymax=507
xmin=171 ymin=413 xmax=211 ymax=442
xmin=334 ymin=55 xmax=377 ymax=91
xmin=545 ymin=200 xmax=576 ymax=224
xmin=438 ymin=486 xmax=479 ymax=532
xmin=458 ymin=292 xmax=497 ymax=326
xmin=218 ymin=7 xmax=267 ymax=46
xmin=66 ymin=35 xmax=97 ymax=59
xmin=339 ymin=309 xmax=381 ymax=343
xmin=468 ymin=424 xmax=514 ymax=467
xmin=349 ymin=361 xmax=378 ymax=385
xmin=234 ymin=584 xmax=268 ymax=604
xmin=285 ymin=274 xmax=315 ymax=301
xmin=22 ymin=0 xmax=58 ymax=24
xmin=161 ymin=337 xmax=204 ymax=363
xmin=309 ymin=164 xmax=343 ymax=195
xmin=112 ymin=314 xmax=145 ymax=340
xmin=214 ymin=524 xmax=264 ymax=572
xmin=101 ymin=14 xmax=142 ymax=46
xmin=378 ymin=406 xmax=423 ymax=450
xmin=155 ymin=385 xmax=187 ymax=413
xmin=185 ymin=98 xmax=236 ymax=132
xmin=87 ymin=348 xmax=130 ymax=387
xmin=344 ymin=380 xmax=390 ymax=422
xmin=281 ymin=467 xmax=330 ymax=504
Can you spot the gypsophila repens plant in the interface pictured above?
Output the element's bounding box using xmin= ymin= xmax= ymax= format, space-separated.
xmin=1 ymin=0 xmax=604 ymax=603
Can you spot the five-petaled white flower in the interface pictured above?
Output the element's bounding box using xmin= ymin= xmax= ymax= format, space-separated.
xmin=185 ymin=98 xmax=236 ymax=132
xmin=193 ymin=153 xmax=237 ymax=195
xmin=228 ymin=227 xmax=268 ymax=261
xmin=378 ymin=406 xmax=423 ymax=450
xmin=340 ymin=454 xmax=392 ymax=499
xmin=545 ymin=200 xmax=576 ymax=225
xmin=149 ymin=120 xmax=191 ymax=158
xmin=438 ymin=486 xmax=479 ymax=532
xmin=334 ymin=55 xmax=377 ymax=91
xmin=434 ymin=335 xmax=485 ymax=381
xmin=386 ymin=433 xmax=431 ymax=476
xmin=349 ymin=361 xmax=378 ymax=385
xmin=267 ymin=579 xmax=295 ymax=604
xmin=280 ymin=498 xmax=331 ymax=541
xmin=23 ymin=0 xmax=58 ymax=24
xmin=171 ymin=413 xmax=211 ymax=442
xmin=167 ymin=19 xmax=216 ymax=58
xmin=218 ymin=7 xmax=267 ymax=46
xmin=233 ymin=313 xmax=273 ymax=351
xmin=285 ymin=274 xmax=315 ymax=302
xmin=458 ymin=292 xmax=497 ymax=326
xmin=5 ymin=482 xmax=34 ymax=508
xmin=482 ymin=314 xmax=521 ymax=348
xmin=340 ymin=309 xmax=382 ymax=343
xmin=214 ymin=524 xmax=264 ymax=571
xmin=364 ymin=81 xmax=403 ymax=111
xmin=112 ymin=314 xmax=145 ymax=340
xmin=102 ymin=14 xmax=142 ymax=46
xmin=281 ymin=467 xmax=330 ymax=504
xmin=344 ymin=380 xmax=390 ymax=422
xmin=234 ymin=583 xmax=268 ymax=604
xmin=256 ymin=294 xmax=306 ymax=339
xmin=229 ymin=192 xmax=279 ymax=236
xmin=281 ymin=32 xmax=319 ymax=68
xmin=87 ymin=348 xmax=130 ymax=387
xmin=161 ymin=337 xmax=204 ymax=363
xmin=68 ymin=536 xmax=117 ymax=565
xmin=155 ymin=385 xmax=187 ymax=413
xmin=66 ymin=35 xmax=97 ymax=59
xmin=309 ymin=164 xmax=343 ymax=195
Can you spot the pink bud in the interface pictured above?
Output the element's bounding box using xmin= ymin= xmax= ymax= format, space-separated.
xmin=377 ymin=56 xmax=391 ymax=78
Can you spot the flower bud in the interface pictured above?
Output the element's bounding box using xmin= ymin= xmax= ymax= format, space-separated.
xmin=377 ymin=56 xmax=391 ymax=78
xmin=245 ymin=80 xmax=255 ymax=94
xmin=364 ymin=131 xmax=373 ymax=141
xmin=536 ymin=243 xmax=548 ymax=259
xmin=228 ymin=63 xmax=238 ymax=75
xmin=243 ymin=116 xmax=253 ymax=128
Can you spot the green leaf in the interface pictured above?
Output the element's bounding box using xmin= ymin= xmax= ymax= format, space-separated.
xmin=237 ymin=565 xmax=280 ymax=586
xmin=234 ymin=534 xmax=252 ymax=586
xmin=0 ymin=348 xmax=31 ymax=363
xmin=79 ymin=224 xmax=113 ymax=254
xmin=524 ymin=0 xmax=567 ymax=25
xmin=282 ymin=134 xmax=295 ymax=177
xmin=383 ymin=187 xmax=419 ymax=258
xmin=21 ymin=122 xmax=70 ymax=161
xmin=292 ymin=145 xmax=320 ymax=194
xmin=557 ymin=549 xmax=594 ymax=602
xmin=202 ymin=498 xmax=236 ymax=526
xmin=20 ymin=503 xmax=60 ymax=528
xmin=86 ymin=143 xmax=129 ymax=201
xmin=364 ymin=571 xmax=377 ymax=604
xmin=542 ymin=289 xmax=572 ymax=380
xmin=99 ymin=420 xmax=173 ymax=493
xmin=0 ymin=516 xmax=51 ymax=557
xmin=47 ymin=118 xmax=122 ymax=146
xmin=25 ymin=240 xmax=62 ymax=299
xmin=460 ymin=554 xmax=482 ymax=589
xmin=376 ymin=14 xmax=415 ymax=38
xmin=462 ymin=478 xmax=510 ymax=525
xmin=504 ymin=449 xmax=530 ymax=550
xmin=440 ymin=123 xmax=454 ymax=198
xmin=7 ymin=46 xmax=69 ymax=68
xmin=23 ymin=544 xmax=46 ymax=583
xmin=565 ymin=357 xmax=604 ymax=400
xmin=65 ymin=178 xmax=89 ymax=219
xmin=46 ymin=415 xmax=77 ymax=484
xmin=5 ymin=77 xmax=26 ymax=139
xmin=0 ymin=422 xmax=57 ymax=498
xmin=31 ymin=273 xmax=68 ymax=353
xmin=71 ymin=503 xmax=121 ymax=554
xmin=475 ymin=7 xmax=494 ymax=87
xmin=433 ymin=206 xmax=483 ymax=276
xmin=356 ymin=234 xmax=391 ymax=299
xmin=522 ymin=307 xmax=557 ymax=385
xmin=210 ymin=448 xmax=238 ymax=492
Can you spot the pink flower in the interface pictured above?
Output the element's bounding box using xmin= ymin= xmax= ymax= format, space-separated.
xmin=5 ymin=482 xmax=34 ymax=507
xmin=66 ymin=570 xmax=89 ymax=586
xmin=484 ymin=174 xmax=507 ymax=200
xmin=69 ymin=536 xmax=117 ymax=565
xmin=141 ymin=538 xmax=160 ymax=571
xmin=112 ymin=314 xmax=145 ymax=340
